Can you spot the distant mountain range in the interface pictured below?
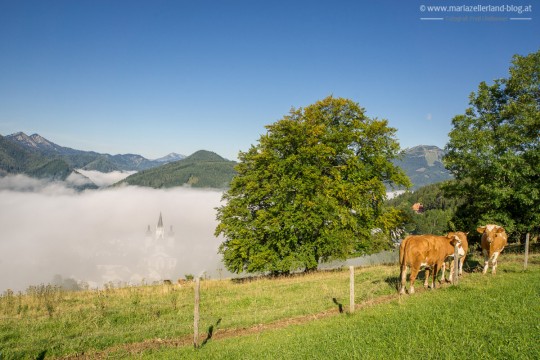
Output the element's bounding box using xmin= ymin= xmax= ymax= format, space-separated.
xmin=0 ymin=132 xmax=189 ymax=189
xmin=1 ymin=132 xmax=452 ymax=190
xmin=4 ymin=132 xmax=185 ymax=173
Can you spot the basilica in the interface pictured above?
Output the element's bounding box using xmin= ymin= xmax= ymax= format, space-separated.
xmin=143 ymin=213 xmax=178 ymax=282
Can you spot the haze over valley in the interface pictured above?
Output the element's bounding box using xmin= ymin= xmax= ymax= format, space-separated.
xmin=0 ymin=176 xmax=229 ymax=292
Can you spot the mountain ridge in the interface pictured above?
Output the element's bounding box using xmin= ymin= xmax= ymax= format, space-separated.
xmin=1 ymin=132 xmax=452 ymax=190
xmin=393 ymin=145 xmax=453 ymax=190
xmin=3 ymin=132 xmax=185 ymax=174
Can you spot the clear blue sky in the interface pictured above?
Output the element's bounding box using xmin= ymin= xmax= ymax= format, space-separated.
xmin=0 ymin=0 xmax=538 ymax=160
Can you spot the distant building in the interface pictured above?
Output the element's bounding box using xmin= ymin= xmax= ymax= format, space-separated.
xmin=143 ymin=213 xmax=177 ymax=281
xmin=412 ymin=203 xmax=424 ymax=214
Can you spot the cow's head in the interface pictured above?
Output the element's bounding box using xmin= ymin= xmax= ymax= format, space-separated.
xmin=477 ymin=224 xmax=506 ymax=243
xmin=446 ymin=233 xmax=465 ymax=256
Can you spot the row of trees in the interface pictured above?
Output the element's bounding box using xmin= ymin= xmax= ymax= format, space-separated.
xmin=215 ymin=49 xmax=540 ymax=275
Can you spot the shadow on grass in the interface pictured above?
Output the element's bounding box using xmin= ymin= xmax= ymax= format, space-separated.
xmin=463 ymin=258 xmax=483 ymax=273
xmin=200 ymin=318 xmax=222 ymax=347
xmin=36 ymin=350 xmax=47 ymax=360
xmin=332 ymin=297 xmax=344 ymax=313
xmin=384 ymin=276 xmax=400 ymax=291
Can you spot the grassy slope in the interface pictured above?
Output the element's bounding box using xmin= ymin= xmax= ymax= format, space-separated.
xmin=1 ymin=253 xmax=538 ymax=359
xmin=156 ymin=253 xmax=540 ymax=360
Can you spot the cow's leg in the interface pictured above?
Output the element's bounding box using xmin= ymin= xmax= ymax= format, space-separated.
xmin=440 ymin=262 xmax=447 ymax=282
xmin=491 ymin=252 xmax=500 ymax=274
xmin=448 ymin=259 xmax=455 ymax=283
xmin=399 ymin=264 xmax=407 ymax=295
xmin=423 ymin=268 xmax=430 ymax=288
xmin=482 ymin=249 xmax=489 ymax=274
xmin=431 ymin=263 xmax=439 ymax=289
xmin=409 ymin=266 xmax=419 ymax=294
xmin=459 ymin=256 xmax=465 ymax=276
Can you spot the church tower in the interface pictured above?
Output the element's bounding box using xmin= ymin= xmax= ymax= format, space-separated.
xmin=156 ymin=212 xmax=165 ymax=241
xmin=142 ymin=212 xmax=177 ymax=282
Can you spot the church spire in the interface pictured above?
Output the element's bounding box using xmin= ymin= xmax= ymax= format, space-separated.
xmin=156 ymin=212 xmax=165 ymax=241
xmin=158 ymin=212 xmax=163 ymax=228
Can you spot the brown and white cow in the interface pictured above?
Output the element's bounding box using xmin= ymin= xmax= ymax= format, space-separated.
xmin=399 ymin=234 xmax=464 ymax=294
xmin=440 ymin=231 xmax=469 ymax=283
xmin=477 ymin=224 xmax=508 ymax=274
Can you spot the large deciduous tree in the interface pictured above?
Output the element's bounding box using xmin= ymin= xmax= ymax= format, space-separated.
xmin=215 ymin=96 xmax=410 ymax=274
xmin=444 ymin=50 xmax=540 ymax=240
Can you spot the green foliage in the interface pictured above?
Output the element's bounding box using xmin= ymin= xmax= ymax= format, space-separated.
xmin=444 ymin=49 xmax=540 ymax=240
xmin=387 ymin=181 xmax=464 ymax=235
xmin=216 ymin=96 xmax=410 ymax=274
xmin=120 ymin=150 xmax=237 ymax=188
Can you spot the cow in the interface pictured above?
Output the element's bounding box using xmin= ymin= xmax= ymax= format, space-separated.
xmin=477 ymin=224 xmax=508 ymax=274
xmin=399 ymin=234 xmax=464 ymax=295
xmin=440 ymin=231 xmax=469 ymax=283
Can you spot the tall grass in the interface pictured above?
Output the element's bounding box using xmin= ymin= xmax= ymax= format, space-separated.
xmin=0 ymin=252 xmax=538 ymax=359
xmin=0 ymin=263 xmax=398 ymax=358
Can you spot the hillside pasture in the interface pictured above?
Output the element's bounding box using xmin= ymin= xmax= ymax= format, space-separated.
xmin=0 ymin=251 xmax=538 ymax=359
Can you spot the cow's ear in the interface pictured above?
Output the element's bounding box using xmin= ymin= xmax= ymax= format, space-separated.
xmin=496 ymin=227 xmax=505 ymax=233
xmin=476 ymin=226 xmax=486 ymax=233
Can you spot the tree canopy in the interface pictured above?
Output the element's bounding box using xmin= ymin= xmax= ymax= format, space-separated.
xmin=444 ymin=49 xmax=540 ymax=240
xmin=386 ymin=181 xmax=463 ymax=236
xmin=215 ymin=96 xmax=410 ymax=274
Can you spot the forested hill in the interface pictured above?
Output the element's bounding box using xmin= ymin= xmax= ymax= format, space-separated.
xmin=119 ymin=146 xmax=452 ymax=190
xmin=116 ymin=150 xmax=237 ymax=189
xmin=0 ymin=134 xmax=72 ymax=180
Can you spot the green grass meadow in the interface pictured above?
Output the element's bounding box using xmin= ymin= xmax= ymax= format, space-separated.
xmin=1 ymin=252 xmax=539 ymax=359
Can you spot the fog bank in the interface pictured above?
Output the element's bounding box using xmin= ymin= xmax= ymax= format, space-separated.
xmin=76 ymin=169 xmax=136 ymax=187
xmin=0 ymin=175 xmax=230 ymax=292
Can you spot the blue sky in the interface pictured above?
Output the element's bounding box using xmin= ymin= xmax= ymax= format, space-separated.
xmin=0 ymin=0 xmax=538 ymax=160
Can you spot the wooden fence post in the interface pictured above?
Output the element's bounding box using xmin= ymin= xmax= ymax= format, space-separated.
xmin=193 ymin=277 xmax=200 ymax=348
xmin=349 ymin=266 xmax=355 ymax=313
xmin=452 ymin=242 xmax=459 ymax=286
xmin=524 ymin=233 xmax=530 ymax=270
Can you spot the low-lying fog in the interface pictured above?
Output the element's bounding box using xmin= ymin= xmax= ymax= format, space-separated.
xmin=0 ymin=174 xmax=232 ymax=292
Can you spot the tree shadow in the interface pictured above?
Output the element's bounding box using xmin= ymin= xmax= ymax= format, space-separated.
xmin=332 ymin=297 xmax=344 ymax=313
xmin=200 ymin=318 xmax=222 ymax=347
